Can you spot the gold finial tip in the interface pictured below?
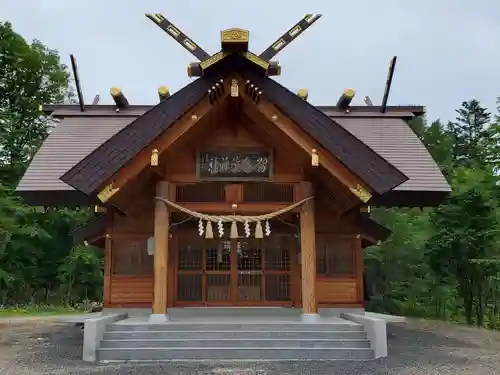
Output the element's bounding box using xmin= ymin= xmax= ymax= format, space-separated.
xmin=158 ymin=86 xmax=169 ymax=94
xmin=110 ymin=87 xmax=121 ymax=96
xmin=344 ymin=88 xmax=355 ymax=97
xmin=297 ymin=88 xmax=308 ymax=100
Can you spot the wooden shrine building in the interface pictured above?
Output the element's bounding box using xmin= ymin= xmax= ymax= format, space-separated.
xmin=17 ymin=14 xmax=450 ymax=323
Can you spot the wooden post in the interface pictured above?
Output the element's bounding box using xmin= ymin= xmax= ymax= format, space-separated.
xmin=103 ymin=235 xmax=112 ymax=307
xmin=298 ymin=181 xmax=318 ymax=320
xmin=150 ymin=181 xmax=170 ymax=322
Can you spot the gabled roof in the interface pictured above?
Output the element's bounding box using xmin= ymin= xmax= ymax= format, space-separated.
xmin=60 ymin=75 xmax=214 ymax=195
xmin=16 ymin=106 xmax=450 ymax=207
xmin=59 ymin=55 xmax=407 ymax=197
xmin=239 ymin=65 xmax=407 ymax=194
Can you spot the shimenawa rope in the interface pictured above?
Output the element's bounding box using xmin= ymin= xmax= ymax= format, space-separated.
xmin=154 ymin=196 xmax=313 ymax=222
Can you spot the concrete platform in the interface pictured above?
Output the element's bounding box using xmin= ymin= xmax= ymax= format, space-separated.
xmin=114 ymin=315 xmax=358 ymax=325
xmin=81 ymin=308 xmax=389 ymax=362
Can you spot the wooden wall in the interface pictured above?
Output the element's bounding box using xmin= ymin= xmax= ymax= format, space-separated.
xmin=161 ymin=111 xmax=304 ymax=183
xmin=103 ymin=104 xmax=363 ymax=308
xmin=315 ymin=205 xmax=364 ymax=308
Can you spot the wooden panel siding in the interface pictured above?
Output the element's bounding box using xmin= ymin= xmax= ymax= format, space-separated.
xmin=317 ymin=278 xmax=357 ymax=304
xmin=314 ymin=208 xmax=364 ymax=307
xmin=110 ymin=275 xmax=153 ymax=305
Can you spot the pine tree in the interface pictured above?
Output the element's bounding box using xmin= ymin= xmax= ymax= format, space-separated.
xmin=447 ymin=99 xmax=491 ymax=166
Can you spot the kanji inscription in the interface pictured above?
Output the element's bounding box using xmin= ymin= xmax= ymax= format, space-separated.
xmin=197 ymin=151 xmax=272 ymax=180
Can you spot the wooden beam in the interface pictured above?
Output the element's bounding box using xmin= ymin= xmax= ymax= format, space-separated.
xmin=298 ymin=181 xmax=318 ymax=316
xmin=381 ymin=56 xmax=397 ymax=113
xmin=110 ymin=87 xmax=129 ymax=108
xmin=97 ymin=79 xmax=230 ymax=201
xmin=239 ymin=83 xmax=372 ymax=203
xmin=69 ymin=54 xmax=85 ymax=112
xmin=336 ymin=88 xmax=355 ymax=110
xmin=187 ymin=62 xmax=202 ymax=77
xmin=259 ymin=14 xmax=322 ymax=61
xmin=103 ymin=235 xmax=112 ymax=307
xmin=267 ymin=61 xmax=281 ymax=76
xmin=145 ymin=13 xmax=210 ymax=61
xmin=152 ymin=181 xmax=170 ymax=318
xmin=221 ymin=28 xmax=249 ymax=53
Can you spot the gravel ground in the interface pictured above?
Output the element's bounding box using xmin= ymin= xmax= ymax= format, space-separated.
xmin=1 ymin=318 xmax=500 ymax=374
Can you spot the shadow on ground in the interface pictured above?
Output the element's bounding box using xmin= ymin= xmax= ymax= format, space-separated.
xmin=2 ymin=320 xmax=500 ymax=374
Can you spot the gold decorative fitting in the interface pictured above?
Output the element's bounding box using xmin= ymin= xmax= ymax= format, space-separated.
xmin=158 ymin=86 xmax=170 ymax=96
xmin=344 ymin=88 xmax=355 ymax=98
xmin=244 ymin=51 xmax=270 ymax=70
xmin=356 ymin=234 xmax=361 ymax=239
xmin=230 ymin=79 xmax=239 ymax=97
xmin=200 ymin=51 xmax=227 ymax=70
xmin=360 ymin=205 xmax=371 ymax=213
xmin=97 ymin=183 xmax=120 ymax=203
xmin=94 ymin=205 xmax=107 ymax=213
xmin=191 ymin=114 xmax=198 ymax=120
xmin=151 ymin=148 xmax=159 ymax=167
xmin=311 ymin=149 xmax=319 ymax=167
xmin=271 ymin=114 xmax=278 ymax=121
xmin=349 ymin=184 xmax=372 ymax=203
xmin=110 ymin=87 xmax=121 ymax=97
xmin=297 ymin=88 xmax=309 ymax=101
xmin=221 ymin=28 xmax=249 ymax=43
xmin=221 ymin=28 xmax=249 ymax=53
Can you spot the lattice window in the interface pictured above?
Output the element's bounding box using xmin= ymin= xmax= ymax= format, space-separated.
xmin=206 ymin=240 xmax=231 ymax=271
xmin=111 ymin=238 xmax=153 ymax=275
xmin=177 ymin=275 xmax=202 ymax=301
xmin=264 ymin=243 xmax=291 ymax=270
xmin=178 ymin=245 xmax=202 ymax=271
xmin=243 ymin=183 xmax=294 ymax=202
xmin=266 ymin=275 xmax=291 ymax=301
xmin=176 ymin=183 xmax=225 ymax=202
xmin=316 ymin=236 xmax=356 ymax=276
xmin=206 ymin=275 xmax=231 ymax=301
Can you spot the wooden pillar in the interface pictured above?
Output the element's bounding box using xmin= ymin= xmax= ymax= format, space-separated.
xmin=298 ymin=181 xmax=318 ymax=318
xmin=150 ymin=181 xmax=170 ymax=322
xmin=103 ymin=235 xmax=112 ymax=307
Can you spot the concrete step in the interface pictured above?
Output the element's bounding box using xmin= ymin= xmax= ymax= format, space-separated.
xmin=106 ymin=323 xmax=363 ymax=332
xmin=103 ymin=330 xmax=367 ymax=340
xmin=168 ymin=307 xmax=304 ymax=319
xmin=99 ymin=338 xmax=371 ymax=349
xmin=97 ymin=347 xmax=374 ymax=361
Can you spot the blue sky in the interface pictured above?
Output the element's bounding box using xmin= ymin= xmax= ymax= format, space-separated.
xmin=2 ymin=0 xmax=500 ymax=122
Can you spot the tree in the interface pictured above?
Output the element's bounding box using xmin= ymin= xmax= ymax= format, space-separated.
xmin=483 ymin=97 xmax=500 ymax=172
xmin=421 ymin=119 xmax=456 ymax=176
xmin=0 ymin=21 xmax=71 ymax=186
xmin=0 ymin=22 xmax=95 ymax=306
xmin=447 ymin=99 xmax=491 ymax=167
xmin=427 ymin=167 xmax=500 ymax=326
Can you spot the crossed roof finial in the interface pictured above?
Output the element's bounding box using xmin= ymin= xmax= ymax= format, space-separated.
xmin=145 ymin=13 xmax=322 ymax=77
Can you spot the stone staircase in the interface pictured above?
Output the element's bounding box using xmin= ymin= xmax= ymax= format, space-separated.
xmin=97 ymin=321 xmax=374 ymax=361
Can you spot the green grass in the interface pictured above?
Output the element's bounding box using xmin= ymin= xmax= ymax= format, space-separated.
xmin=0 ymin=306 xmax=85 ymax=317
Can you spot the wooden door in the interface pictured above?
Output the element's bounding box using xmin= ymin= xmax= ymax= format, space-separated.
xmin=174 ymin=232 xmax=296 ymax=306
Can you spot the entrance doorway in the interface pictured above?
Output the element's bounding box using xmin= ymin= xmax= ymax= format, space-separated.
xmin=174 ymin=232 xmax=297 ymax=306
